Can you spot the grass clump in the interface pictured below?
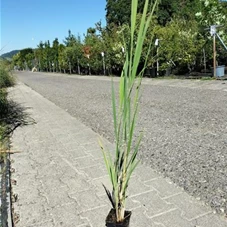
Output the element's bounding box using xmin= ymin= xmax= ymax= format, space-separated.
xmin=0 ymin=60 xmax=15 ymax=151
xmin=100 ymin=0 xmax=158 ymax=223
xmin=0 ymin=67 xmax=14 ymax=89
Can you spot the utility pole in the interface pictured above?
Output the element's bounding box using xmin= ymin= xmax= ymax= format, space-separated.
xmin=209 ymin=25 xmax=221 ymax=78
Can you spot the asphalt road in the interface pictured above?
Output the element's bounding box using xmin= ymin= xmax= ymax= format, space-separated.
xmin=14 ymin=71 xmax=227 ymax=215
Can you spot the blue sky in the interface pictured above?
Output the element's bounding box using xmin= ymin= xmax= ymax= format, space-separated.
xmin=1 ymin=0 xmax=106 ymax=54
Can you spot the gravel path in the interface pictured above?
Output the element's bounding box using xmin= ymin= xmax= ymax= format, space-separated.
xmin=14 ymin=71 xmax=227 ymax=215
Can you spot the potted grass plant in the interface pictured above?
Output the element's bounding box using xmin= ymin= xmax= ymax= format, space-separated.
xmin=99 ymin=0 xmax=158 ymax=226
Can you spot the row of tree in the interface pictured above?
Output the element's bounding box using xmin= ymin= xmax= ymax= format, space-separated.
xmin=12 ymin=0 xmax=227 ymax=76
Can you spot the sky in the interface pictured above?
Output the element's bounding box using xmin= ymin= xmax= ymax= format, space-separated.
xmin=0 ymin=0 xmax=106 ymax=54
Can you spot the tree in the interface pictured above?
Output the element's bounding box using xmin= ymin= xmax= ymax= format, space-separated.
xmin=83 ymin=27 xmax=105 ymax=74
xmin=106 ymin=0 xmax=155 ymax=26
xmin=35 ymin=41 xmax=45 ymax=71
xmin=43 ymin=40 xmax=52 ymax=72
xmin=52 ymin=38 xmax=59 ymax=72
xmin=106 ymin=0 xmax=200 ymax=27
xmin=12 ymin=48 xmax=34 ymax=70
xmin=106 ymin=0 xmax=131 ymax=26
xmin=25 ymin=52 xmax=35 ymax=70
xmin=102 ymin=25 xmax=125 ymax=75
xmin=155 ymin=19 xmax=206 ymax=73
xmin=195 ymin=0 xmax=227 ymax=26
xmin=58 ymin=44 xmax=67 ymax=73
xmin=64 ymin=30 xmax=77 ymax=47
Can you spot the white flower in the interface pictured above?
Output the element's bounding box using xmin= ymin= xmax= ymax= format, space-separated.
xmin=195 ymin=12 xmax=202 ymax=17
xmin=204 ymin=0 xmax=209 ymax=7
xmin=219 ymin=30 xmax=224 ymax=36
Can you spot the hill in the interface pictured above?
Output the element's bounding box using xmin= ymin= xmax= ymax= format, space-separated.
xmin=1 ymin=50 xmax=20 ymax=59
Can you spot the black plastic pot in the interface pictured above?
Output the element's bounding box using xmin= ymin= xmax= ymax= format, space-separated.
xmin=106 ymin=209 xmax=132 ymax=227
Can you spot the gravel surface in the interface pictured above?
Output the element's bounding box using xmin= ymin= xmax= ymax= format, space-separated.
xmin=14 ymin=71 xmax=227 ymax=215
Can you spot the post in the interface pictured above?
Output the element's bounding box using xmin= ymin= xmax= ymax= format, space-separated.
xmin=87 ymin=63 xmax=91 ymax=75
xmin=103 ymin=56 xmax=106 ymax=75
xmin=38 ymin=59 xmax=41 ymax=71
xmin=69 ymin=61 xmax=72 ymax=74
xmin=213 ymin=34 xmax=216 ymax=78
xmin=155 ymin=39 xmax=159 ymax=77
xmin=101 ymin=52 xmax=106 ymax=75
xmin=157 ymin=46 xmax=159 ymax=77
xmin=49 ymin=61 xmax=51 ymax=72
xmin=210 ymin=25 xmax=217 ymax=78
xmin=77 ymin=57 xmax=80 ymax=75
xmin=203 ymin=48 xmax=206 ymax=73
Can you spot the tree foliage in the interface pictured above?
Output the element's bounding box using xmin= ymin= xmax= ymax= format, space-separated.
xmin=12 ymin=0 xmax=227 ymax=76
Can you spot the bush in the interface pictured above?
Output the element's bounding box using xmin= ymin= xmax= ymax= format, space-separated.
xmin=0 ymin=61 xmax=15 ymax=148
xmin=0 ymin=66 xmax=14 ymax=89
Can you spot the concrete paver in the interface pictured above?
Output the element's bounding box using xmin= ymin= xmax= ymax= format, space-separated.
xmin=10 ymin=82 xmax=227 ymax=227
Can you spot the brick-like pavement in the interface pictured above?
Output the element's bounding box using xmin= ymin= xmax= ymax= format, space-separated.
xmin=10 ymin=82 xmax=227 ymax=227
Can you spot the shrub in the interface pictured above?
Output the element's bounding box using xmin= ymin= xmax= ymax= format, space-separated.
xmin=0 ymin=65 xmax=14 ymax=89
xmin=0 ymin=61 xmax=15 ymax=147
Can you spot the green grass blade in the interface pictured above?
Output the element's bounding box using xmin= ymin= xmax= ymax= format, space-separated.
xmin=131 ymin=0 xmax=138 ymax=42
xmin=111 ymin=79 xmax=117 ymax=139
xmin=131 ymin=0 xmax=149 ymax=80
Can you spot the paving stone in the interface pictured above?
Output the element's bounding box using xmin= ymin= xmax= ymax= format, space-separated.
xmin=65 ymin=150 xmax=89 ymax=162
xmin=17 ymin=219 xmax=55 ymax=227
xmin=80 ymin=205 xmax=108 ymax=227
xmin=12 ymin=159 xmax=38 ymax=176
xmin=145 ymin=178 xmax=183 ymax=199
xmin=69 ymin=190 xmax=106 ymax=212
xmin=15 ymin=203 xmax=48 ymax=227
xmin=191 ymin=213 xmax=227 ymax=227
xmin=50 ymin=203 xmax=89 ymax=226
xmin=81 ymin=165 xmax=107 ymax=180
xmin=165 ymin=192 xmax=212 ymax=221
xmin=55 ymin=134 xmax=78 ymax=145
xmin=49 ymin=128 xmax=69 ymax=136
xmin=14 ymin=185 xmax=47 ymax=207
xmin=61 ymin=175 xmax=92 ymax=193
xmin=77 ymin=136 xmax=100 ymax=146
xmin=130 ymin=208 xmax=164 ymax=227
xmin=41 ymin=186 xmax=73 ymax=208
xmin=91 ymin=175 xmax=112 ymax=196
xmin=13 ymin=174 xmax=42 ymax=192
xmin=39 ymin=143 xmax=66 ymax=153
xmin=84 ymin=147 xmax=103 ymax=159
xmin=60 ymin=157 xmax=86 ymax=176
xmin=40 ymin=176 xmax=66 ymax=189
xmin=67 ymin=127 xmax=94 ymax=136
xmin=82 ymin=142 xmax=102 ymax=152
xmin=72 ymin=155 xmax=100 ymax=169
xmin=135 ymin=165 xmax=161 ymax=182
xmin=61 ymin=142 xmax=84 ymax=152
xmin=131 ymin=190 xmax=176 ymax=218
xmin=128 ymin=176 xmax=153 ymax=196
xmin=28 ymin=219 xmax=55 ymax=227
xmin=125 ymin=197 xmax=142 ymax=211
xmin=151 ymin=209 xmax=195 ymax=227
xmin=36 ymin=162 xmax=63 ymax=178
xmin=77 ymin=224 xmax=92 ymax=227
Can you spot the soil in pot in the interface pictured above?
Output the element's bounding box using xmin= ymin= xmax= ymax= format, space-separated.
xmin=106 ymin=209 xmax=132 ymax=227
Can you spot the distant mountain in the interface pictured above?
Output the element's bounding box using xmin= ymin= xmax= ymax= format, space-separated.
xmin=1 ymin=50 xmax=20 ymax=59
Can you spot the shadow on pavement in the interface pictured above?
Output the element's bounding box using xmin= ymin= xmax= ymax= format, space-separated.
xmin=0 ymin=100 xmax=35 ymax=227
